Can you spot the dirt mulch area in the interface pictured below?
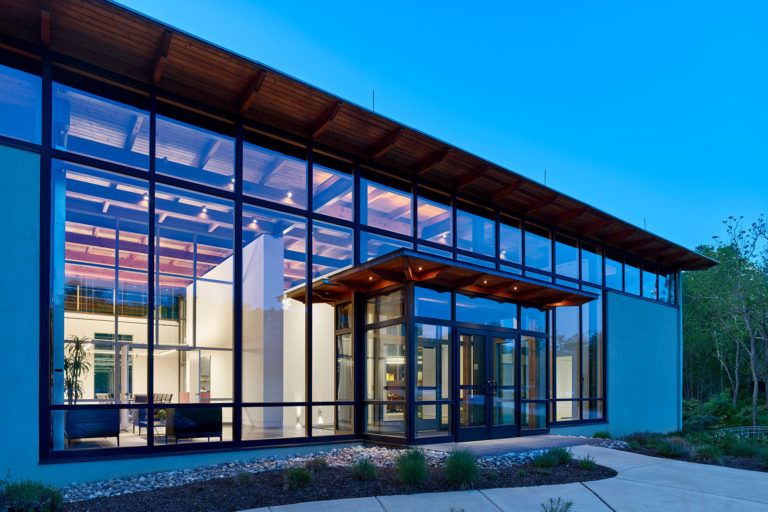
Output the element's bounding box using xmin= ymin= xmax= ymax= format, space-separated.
xmin=619 ymin=446 xmax=768 ymax=472
xmin=65 ymin=462 xmax=617 ymax=512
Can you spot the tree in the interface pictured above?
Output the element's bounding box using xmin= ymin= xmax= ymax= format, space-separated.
xmin=63 ymin=335 xmax=92 ymax=405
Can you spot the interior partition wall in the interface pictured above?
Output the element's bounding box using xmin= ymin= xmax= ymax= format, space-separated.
xmin=0 ymin=53 xmax=680 ymax=462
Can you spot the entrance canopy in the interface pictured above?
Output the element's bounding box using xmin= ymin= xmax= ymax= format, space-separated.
xmin=288 ymin=249 xmax=597 ymax=308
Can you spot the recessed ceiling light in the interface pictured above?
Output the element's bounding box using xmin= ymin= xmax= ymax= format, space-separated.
xmin=143 ymin=193 xmax=149 ymax=202
xmin=417 ymin=266 xmax=423 ymax=271
xmin=202 ymin=206 xmax=208 ymax=213
xmin=368 ymin=275 xmax=374 ymax=281
xmin=286 ymin=191 xmax=293 ymax=199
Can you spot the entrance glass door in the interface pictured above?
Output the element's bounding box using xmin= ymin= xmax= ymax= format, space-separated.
xmin=458 ymin=331 xmax=487 ymax=441
xmin=520 ymin=335 xmax=548 ymax=434
xmin=490 ymin=336 xmax=517 ymax=438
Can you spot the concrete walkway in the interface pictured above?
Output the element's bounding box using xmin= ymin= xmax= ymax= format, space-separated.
xmin=421 ymin=434 xmax=605 ymax=456
xmin=241 ymin=445 xmax=768 ymax=512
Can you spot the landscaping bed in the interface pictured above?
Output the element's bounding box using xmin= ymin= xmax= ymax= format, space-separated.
xmin=63 ymin=460 xmax=616 ymax=512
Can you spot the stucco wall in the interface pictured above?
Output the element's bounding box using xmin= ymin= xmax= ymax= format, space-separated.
xmin=552 ymin=290 xmax=681 ymax=438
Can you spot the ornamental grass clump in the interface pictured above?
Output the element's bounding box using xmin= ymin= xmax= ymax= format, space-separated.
xmin=577 ymin=454 xmax=597 ymax=470
xmin=0 ymin=479 xmax=63 ymax=512
xmin=693 ymin=444 xmax=723 ymax=464
xmin=395 ymin=449 xmax=427 ymax=486
xmin=347 ymin=458 xmax=377 ymax=481
xmin=532 ymin=451 xmax=560 ymax=468
xmin=443 ymin=449 xmax=479 ymax=489
xmin=657 ymin=438 xmax=689 ymax=459
xmin=593 ymin=431 xmax=611 ymax=439
xmin=233 ymin=470 xmax=252 ymax=487
xmin=304 ymin=456 xmax=329 ymax=473
xmin=284 ymin=468 xmax=311 ymax=491
xmin=539 ymin=497 xmax=574 ymax=512
xmin=727 ymin=440 xmax=760 ymax=458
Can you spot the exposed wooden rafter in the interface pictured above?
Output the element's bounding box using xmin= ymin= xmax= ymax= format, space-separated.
xmin=525 ymin=194 xmax=558 ymax=215
xmin=455 ymin=165 xmax=489 ymax=189
xmin=151 ymin=30 xmax=173 ymax=85
xmin=415 ymin=148 xmax=450 ymax=176
xmin=310 ymin=101 xmax=342 ymax=139
xmin=370 ymin=128 xmax=404 ymax=159
xmin=605 ymin=228 xmax=636 ymax=243
xmin=492 ymin=180 xmax=523 ymax=202
xmin=556 ymin=206 xmax=588 ymax=224
xmin=624 ymin=237 xmax=655 ymax=251
xmin=582 ymin=219 xmax=611 ymax=235
xmin=238 ymin=69 xmax=268 ymax=114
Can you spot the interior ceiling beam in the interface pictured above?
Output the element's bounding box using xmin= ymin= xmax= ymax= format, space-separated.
xmin=370 ymin=128 xmax=404 ymax=159
xmin=492 ymin=180 xmax=523 ymax=202
xmin=605 ymin=228 xmax=636 ymax=243
xmin=310 ymin=101 xmax=342 ymax=139
xmin=455 ymin=165 xmax=489 ymax=189
xmin=415 ymin=148 xmax=450 ymax=176
xmin=556 ymin=206 xmax=588 ymax=224
xmin=413 ymin=265 xmax=448 ymax=281
xmin=238 ymin=69 xmax=268 ymax=114
xmin=582 ymin=219 xmax=612 ymax=236
xmin=151 ymin=30 xmax=173 ymax=85
xmin=525 ymin=194 xmax=558 ymax=215
xmin=124 ymin=115 xmax=144 ymax=150
xmin=40 ymin=0 xmax=50 ymax=47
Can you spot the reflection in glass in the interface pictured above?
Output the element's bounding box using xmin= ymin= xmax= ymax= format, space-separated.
xmin=643 ymin=265 xmax=657 ymax=300
xmin=459 ymin=333 xmax=486 ymax=428
xmin=365 ymin=403 xmax=405 ymax=435
xmin=605 ymin=250 xmax=623 ymax=290
xmin=414 ymin=287 xmax=451 ymax=320
xmin=521 ymin=307 xmax=546 ymax=333
xmin=521 ymin=402 xmax=546 ymax=430
xmin=456 ymin=294 xmax=516 ymax=328
xmin=54 ymin=409 xmax=141 ymax=450
xmin=658 ymin=270 xmax=675 ymax=304
xmin=555 ymin=307 xmax=579 ymax=399
xmin=156 ymin=116 xmax=234 ymax=189
xmin=585 ymin=400 xmax=604 ymax=420
xmin=366 ymin=289 xmax=405 ymax=324
xmin=417 ymin=196 xmax=452 ymax=246
xmin=312 ymin=221 xmax=353 ymax=278
xmin=416 ymin=404 xmax=451 ymax=437
xmin=581 ymin=241 xmax=603 ymax=285
xmin=525 ymin=224 xmax=552 ymax=271
xmin=360 ymin=231 xmax=411 ymax=262
xmin=313 ymin=164 xmax=352 ymax=220
xmin=243 ymin=141 xmax=307 ymax=208
xmin=499 ymin=216 xmax=522 ymax=265
xmin=0 ymin=63 xmax=41 ymax=143
xmin=493 ymin=337 xmax=515 ymax=426
xmin=242 ymin=407 xmax=306 ymax=440
xmin=457 ymin=208 xmax=495 ymax=257
xmin=582 ymin=287 xmax=603 ymax=399
xmin=555 ymin=234 xmax=578 ymax=279
xmin=521 ymin=336 xmax=546 ymax=400
xmin=624 ymin=257 xmax=640 ymax=295
xmin=53 ymin=83 xmax=149 ymax=169
xmin=416 ymin=324 xmax=451 ymax=400
xmin=365 ymin=324 xmax=406 ymax=401
xmin=361 ymin=179 xmax=412 ymax=236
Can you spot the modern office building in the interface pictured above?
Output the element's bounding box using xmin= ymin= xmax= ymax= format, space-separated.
xmin=0 ymin=0 xmax=714 ymax=484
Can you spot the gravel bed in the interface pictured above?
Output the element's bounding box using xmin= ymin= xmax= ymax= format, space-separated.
xmin=62 ymin=439 xmax=626 ymax=503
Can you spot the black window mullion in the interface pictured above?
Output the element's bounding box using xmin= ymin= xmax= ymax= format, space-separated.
xmin=306 ymin=145 xmax=313 ymax=438
xmin=232 ymin=119 xmax=243 ymax=444
xmin=146 ymin=91 xmax=156 ymax=446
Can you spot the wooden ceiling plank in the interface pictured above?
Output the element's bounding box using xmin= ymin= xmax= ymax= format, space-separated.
xmin=556 ymin=206 xmax=588 ymax=224
xmin=606 ymin=228 xmax=637 ymax=243
xmin=238 ymin=69 xmax=268 ymax=113
xmin=492 ymin=180 xmax=523 ymax=202
xmin=624 ymin=237 xmax=655 ymax=251
xmin=415 ymin=148 xmax=451 ymax=176
xmin=151 ymin=30 xmax=173 ymax=85
xmin=310 ymin=101 xmax=342 ymax=139
xmin=525 ymin=194 xmax=558 ymax=215
xmin=582 ymin=219 xmax=612 ymax=235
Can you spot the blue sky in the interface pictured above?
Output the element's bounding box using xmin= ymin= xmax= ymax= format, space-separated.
xmin=119 ymin=0 xmax=767 ymax=251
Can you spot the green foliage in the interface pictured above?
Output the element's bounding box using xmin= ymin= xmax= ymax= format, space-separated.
xmin=592 ymin=431 xmax=611 ymax=439
xmin=693 ymin=444 xmax=723 ymax=464
xmin=532 ymin=451 xmax=560 ymax=468
xmin=727 ymin=440 xmax=761 ymax=458
xmin=622 ymin=431 xmax=661 ymax=447
xmin=63 ymin=335 xmax=92 ymax=405
xmin=233 ymin=470 xmax=252 ymax=487
xmin=657 ymin=439 xmax=689 ymax=458
xmin=395 ymin=449 xmax=427 ymax=486
xmin=550 ymin=447 xmax=573 ymax=464
xmin=516 ymin=469 xmax=526 ymax=477
xmin=284 ymin=468 xmax=311 ymax=491
xmin=577 ymin=454 xmax=597 ymax=470
xmin=0 ymin=479 xmax=63 ymax=512
xmin=536 ymin=468 xmax=550 ymax=475
xmin=304 ymin=457 xmax=329 ymax=473
xmin=443 ymin=449 xmax=479 ymax=489
xmin=347 ymin=458 xmax=377 ymax=481
xmin=539 ymin=497 xmax=574 ymax=512
xmin=628 ymin=440 xmax=641 ymax=451
xmin=487 ymin=471 xmax=498 ymax=481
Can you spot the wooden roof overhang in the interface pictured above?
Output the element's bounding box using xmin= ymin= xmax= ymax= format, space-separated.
xmin=0 ymin=0 xmax=717 ymax=272
xmin=288 ymin=249 xmax=597 ymax=308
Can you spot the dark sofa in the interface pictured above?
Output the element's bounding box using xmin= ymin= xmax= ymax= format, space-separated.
xmin=165 ymin=407 xmax=222 ymax=443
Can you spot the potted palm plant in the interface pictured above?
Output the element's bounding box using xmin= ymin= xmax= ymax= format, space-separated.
xmin=64 ymin=335 xmax=91 ymax=405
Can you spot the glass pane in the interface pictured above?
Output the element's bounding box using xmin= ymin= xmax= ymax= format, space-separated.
xmin=555 ymin=234 xmax=578 ymax=279
xmin=366 ymin=289 xmax=405 ymax=324
xmin=525 ymin=224 xmax=551 ymax=271
xmin=659 ymin=270 xmax=675 ymax=304
xmin=312 ymin=405 xmax=354 ymax=436
xmin=459 ymin=332 xmax=486 ymax=428
xmin=457 ymin=208 xmax=495 ymax=258
xmin=460 ymin=390 xmax=486 ymax=428
xmin=624 ymin=257 xmax=640 ymax=295
xmin=521 ymin=307 xmax=546 ymax=333
xmin=554 ymin=400 xmax=580 ymax=422
xmin=242 ymin=206 xmax=306 ymax=403
xmin=365 ymin=324 xmax=406 ymax=401
xmin=521 ymin=402 xmax=547 ymax=430
xmin=360 ymin=231 xmax=411 ymax=262
xmin=416 ymin=324 xmax=451 ymax=400
xmin=414 ymin=286 xmax=451 ymax=320
xmin=605 ymin=250 xmax=623 ymax=291
xmin=154 ymin=186 xmax=234 ymax=404
xmin=499 ymin=217 xmax=522 ymax=265
xmin=156 ymin=116 xmax=234 ymax=189
xmin=0 ymin=63 xmax=41 ymax=143
xmin=242 ymin=406 xmax=306 ymax=440
xmin=643 ymin=265 xmax=658 ymax=299
xmin=520 ymin=336 xmax=546 ymax=400
xmin=456 ymin=294 xmax=517 ymax=328
xmin=581 ymin=241 xmax=603 ymax=285
xmin=244 ymin=141 xmax=307 ymax=209
xmin=582 ymin=287 xmax=604 ymax=399
xmin=585 ymin=400 xmax=604 ymax=420
xmin=417 ymin=196 xmax=452 ymax=246
xmin=51 ymin=161 xmax=149 ymax=412
xmin=312 ymin=221 xmax=353 ymax=278
xmin=416 ymin=404 xmax=452 ymax=438
xmin=555 ymin=306 xmax=579 ymax=399
xmin=493 ymin=337 xmax=516 ymax=426
xmin=53 ymin=82 xmax=149 ymax=169
xmin=362 ymin=179 xmax=412 ymax=236
xmin=52 ymin=408 xmax=144 ymax=451
xmin=457 ymin=253 xmax=496 ymax=269
xmin=152 ymin=406 xmax=232 ymax=444
xmin=365 ymin=403 xmax=405 ymax=436
xmin=417 ymin=244 xmax=453 ymax=258
xmin=313 ymin=163 xmax=352 ymax=220
xmin=312 ymin=304 xmax=353 ymax=402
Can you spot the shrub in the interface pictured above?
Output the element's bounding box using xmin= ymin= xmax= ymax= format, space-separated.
xmin=694 ymin=444 xmax=723 ymax=464
xmin=516 ymin=469 xmax=527 ymax=477
xmin=628 ymin=440 xmax=641 ymax=451
xmin=348 ymin=458 xmax=377 ymax=481
xmin=537 ymin=468 xmax=550 ymax=475
xmin=539 ymin=497 xmax=574 ymax=512
xmin=727 ymin=441 xmax=761 ymax=458
xmin=395 ymin=449 xmax=427 ymax=486
xmin=304 ymin=456 xmax=329 ymax=473
xmin=593 ymin=431 xmax=611 ymax=439
xmin=443 ymin=449 xmax=480 ymax=490
xmin=550 ymin=447 xmax=573 ymax=465
xmin=577 ymin=454 xmax=597 ymax=470
xmin=488 ymin=471 xmax=498 ymax=481
xmin=657 ymin=439 xmax=689 ymax=459
xmin=0 ymin=480 xmax=63 ymax=512
xmin=284 ymin=468 xmax=311 ymax=491
xmin=233 ymin=470 xmax=252 ymax=487
xmin=757 ymin=448 xmax=768 ymax=468
xmin=532 ymin=451 xmax=560 ymax=468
